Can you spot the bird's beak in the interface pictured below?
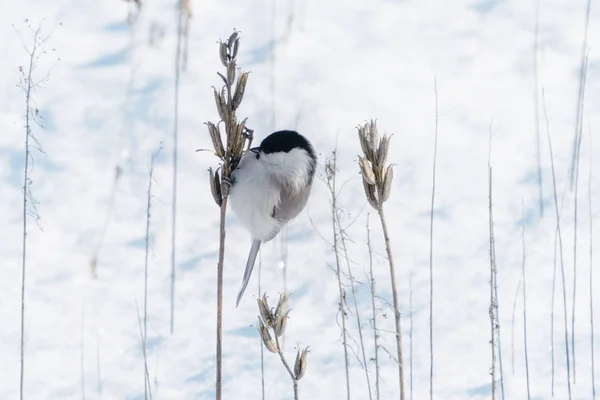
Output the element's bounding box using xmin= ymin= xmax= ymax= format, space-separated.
xmin=249 ymin=147 xmax=259 ymax=155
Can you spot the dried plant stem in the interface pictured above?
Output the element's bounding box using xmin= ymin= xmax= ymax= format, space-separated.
xmin=521 ymin=202 xmax=531 ymax=399
xmin=569 ymin=0 xmax=592 ymax=189
xmin=551 ymin=225 xmax=557 ymax=395
xmin=409 ymin=270 xmax=413 ymax=400
xmin=96 ymin=333 xmax=102 ymax=399
xmin=589 ymin=134 xmax=596 ymax=399
xmin=275 ymin=336 xmax=299 ymax=400
xmin=488 ymin=166 xmax=497 ymax=400
xmin=543 ymin=89 xmax=572 ymax=399
xmin=533 ymin=0 xmax=543 ymax=215
xmin=510 ymin=274 xmax=522 ymax=375
xmin=19 ymin=26 xmax=43 ymax=400
xmin=216 ymin=198 xmax=227 ymax=400
xmin=135 ymin=300 xmax=152 ymax=400
xmin=327 ymin=152 xmax=351 ymax=400
xmin=143 ymin=147 xmax=160 ymax=399
xmin=572 ymin=53 xmax=588 ymax=384
xmin=367 ymin=216 xmax=380 ymax=400
xmin=428 ymin=77 xmax=438 ymax=400
xmin=488 ymin=128 xmax=505 ymax=400
xmin=170 ymin=0 xmax=185 ymax=335
xmin=376 ymin=204 xmax=405 ymax=399
xmin=81 ymin=305 xmax=86 ymax=400
xmin=337 ymin=208 xmax=373 ymax=400
xmin=258 ymin=251 xmax=265 ymax=400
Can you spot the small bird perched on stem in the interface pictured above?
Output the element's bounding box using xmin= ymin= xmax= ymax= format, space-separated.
xmin=229 ymin=130 xmax=316 ymax=307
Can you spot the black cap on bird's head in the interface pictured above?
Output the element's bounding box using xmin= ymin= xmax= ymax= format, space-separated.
xmin=256 ymin=130 xmax=315 ymax=157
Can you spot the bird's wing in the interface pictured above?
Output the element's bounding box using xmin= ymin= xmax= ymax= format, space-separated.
xmin=272 ymin=184 xmax=312 ymax=224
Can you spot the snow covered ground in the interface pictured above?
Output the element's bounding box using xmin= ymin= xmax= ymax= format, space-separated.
xmin=1 ymin=0 xmax=599 ymax=399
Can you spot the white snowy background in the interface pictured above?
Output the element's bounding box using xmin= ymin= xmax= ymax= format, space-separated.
xmin=1 ymin=0 xmax=599 ymax=399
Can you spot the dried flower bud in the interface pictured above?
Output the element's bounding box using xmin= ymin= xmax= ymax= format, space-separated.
xmin=362 ymin=178 xmax=379 ymax=210
xmin=228 ymin=31 xmax=239 ymax=48
xmin=294 ymin=347 xmax=310 ymax=380
xmin=213 ymin=87 xmax=227 ymax=121
xmin=209 ymin=167 xmax=222 ymax=206
xmin=258 ymin=318 xmax=278 ymax=353
xmin=206 ymin=122 xmax=225 ymax=158
xmin=232 ymin=71 xmax=249 ymax=110
xmin=219 ymin=41 xmax=228 ymax=66
xmin=377 ymin=135 xmax=389 ymax=167
xmin=274 ymin=309 xmax=290 ymax=338
xmin=381 ymin=165 xmax=394 ymax=202
xmin=232 ymin=37 xmax=240 ymax=59
xmin=368 ymin=120 xmax=380 ymax=154
xmin=274 ymin=291 xmax=289 ymax=318
xmin=257 ymin=294 xmax=274 ymax=327
xmin=358 ymin=125 xmax=370 ymax=158
xmin=227 ymin=62 xmax=236 ymax=86
xmin=359 ymin=156 xmax=376 ymax=186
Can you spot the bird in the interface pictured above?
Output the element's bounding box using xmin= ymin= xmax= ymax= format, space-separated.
xmin=228 ymin=130 xmax=317 ymax=307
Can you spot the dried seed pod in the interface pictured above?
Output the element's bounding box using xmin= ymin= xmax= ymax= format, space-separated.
xmin=219 ymin=41 xmax=228 ymax=66
xmin=274 ymin=309 xmax=290 ymax=338
xmin=381 ymin=165 xmax=394 ymax=202
xmin=358 ymin=125 xmax=370 ymax=156
xmin=206 ymin=122 xmax=225 ymax=158
xmin=377 ymin=135 xmax=389 ymax=167
xmin=359 ymin=156 xmax=376 ymax=186
xmin=213 ymin=87 xmax=227 ymax=121
xmin=369 ymin=120 xmax=380 ymax=153
xmin=228 ymin=31 xmax=239 ymax=48
xmin=227 ymin=62 xmax=236 ymax=86
xmin=257 ymin=294 xmax=273 ymax=327
xmin=258 ymin=318 xmax=278 ymax=353
xmin=232 ymin=72 xmax=249 ymax=110
xmin=216 ymin=72 xmax=227 ymax=85
xmin=294 ymin=347 xmax=310 ymax=380
xmin=374 ymin=165 xmax=385 ymax=184
xmin=232 ymin=37 xmax=240 ymax=59
xmin=362 ymin=178 xmax=379 ymax=210
xmin=274 ymin=291 xmax=289 ymax=318
xmin=209 ymin=167 xmax=222 ymax=206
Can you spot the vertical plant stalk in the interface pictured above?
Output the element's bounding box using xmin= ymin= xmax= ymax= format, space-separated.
xmin=572 ymin=53 xmax=588 ymax=383
xmin=357 ymin=121 xmax=404 ymax=399
xmin=19 ymin=25 xmax=45 ymax=400
xmin=144 ymin=147 xmax=160 ymax=399
xmin=569 ymin=0 xmax=592 ymax=189
xmin=533 ymin=0 xmax=543 ymax=215
xmin=409 ymin=270 xmax=413 ymax=400
xmin=589 ymin=133 xmax=596 ymax=399
xmin=206 ymin=32 xmax=252 ymax=400
xmin=367 ymin=216 xmax=381 ymax=400
xmin=326 ymin=153 xmax=351 ymax=400
xmin=510 ymin=274 xmax=522 ymax=375
xmin=258 ymin=254 xmax=265 ymax=400
xmin=488 ymin=127 xmax=505 ymax=400
xmin=543 ymin=90 xmax=572 ymax=400
xmin=521 ymin=202 xmax=531 ymax=399
xmin=81 ymin=305 xmax=86 ymax=400
xmin=337 ymin=205 xmax=373 ymax=400
xmin=377 ymin=205 xmax=405 ymax=399
xmin=488 ymin=166 xmax=497 ymax=400
xmin=97 ymin=333 xmax=102 ymax=400
xmin=428 ymin=77 xmax=438 ymax=400
xmin=170 ymin=0 xmax=185 ymax=334
xmin=551 ymin=225 xmax=557 ymax=395
xmin=135 ymin=300 xmax=152 ymax=400
xmin=181 ymin=0 xmax=191 ymax=71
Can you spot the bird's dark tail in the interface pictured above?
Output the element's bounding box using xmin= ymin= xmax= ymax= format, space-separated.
xmin=236 ymin=239 xmax=261 ymax=307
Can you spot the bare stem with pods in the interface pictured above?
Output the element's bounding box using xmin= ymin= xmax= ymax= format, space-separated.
xmin=357 ymin=120 xmax=405 ymax=399
xmin=205 ymin=31 xmax=253 ymax=400
xmin=257 ymin=293 xmax=309 ymax=400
